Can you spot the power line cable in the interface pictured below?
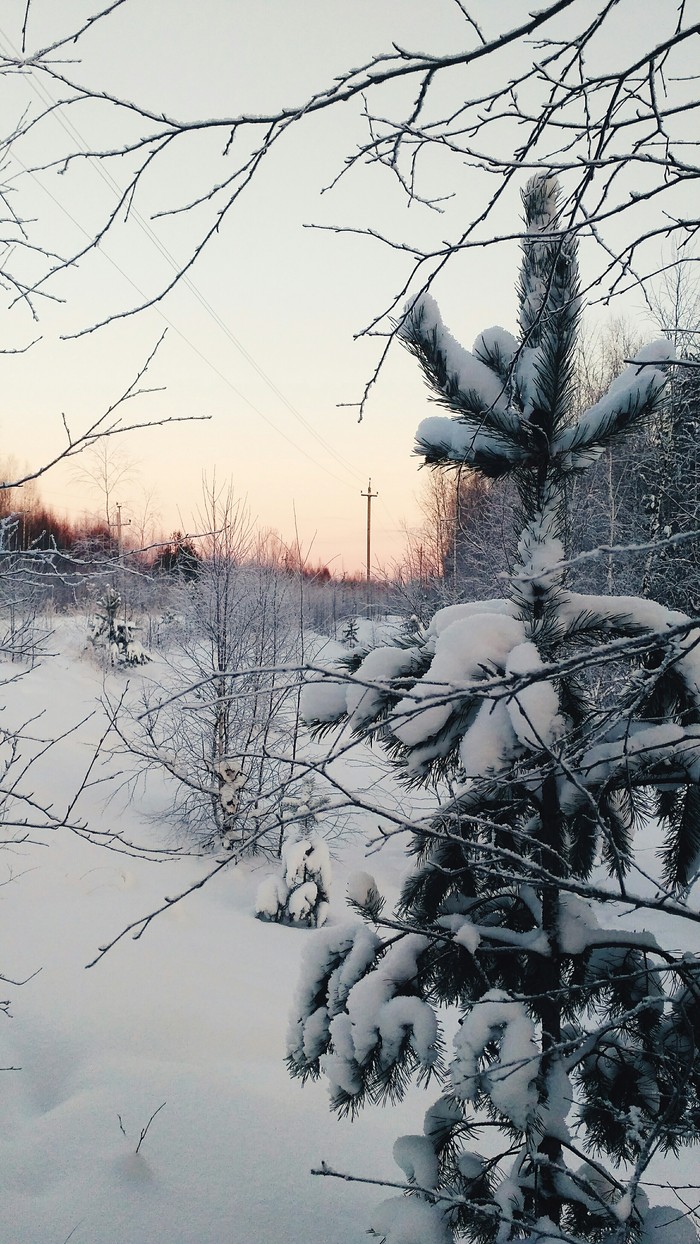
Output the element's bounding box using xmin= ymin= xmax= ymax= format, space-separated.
xmin=0 ymin=26 xmax=367 ymax=490
xmin=7 ymin=143 xmax=362 ymax=490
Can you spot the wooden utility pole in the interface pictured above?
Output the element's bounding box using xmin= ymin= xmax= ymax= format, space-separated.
xmin=361 ymin=478 xmax=378 ymax=585
xmin=113 ymin=502 xmax=133 ymax=561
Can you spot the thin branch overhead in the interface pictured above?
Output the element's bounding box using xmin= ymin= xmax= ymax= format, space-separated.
xmin=0 ymin=1 xmax=698 ymax=402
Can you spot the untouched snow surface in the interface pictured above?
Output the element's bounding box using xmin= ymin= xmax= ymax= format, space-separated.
xmin=0 ymin=621 xmax=424 ymax=1244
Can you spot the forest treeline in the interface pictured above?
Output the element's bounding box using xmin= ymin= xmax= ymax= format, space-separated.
xmin=2 ymin=293 xmax=699 ymax=633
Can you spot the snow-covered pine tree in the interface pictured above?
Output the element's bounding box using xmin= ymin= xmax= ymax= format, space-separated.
xmin=255 ymin=828 xmax=332 ymax=928
xmin=288 ymin=176 xmax=700 ymax=1244
xmin=89 ymin=586 xmax=149 ymax=666
xmin=255 ymin=778 xmax=333 ymax=926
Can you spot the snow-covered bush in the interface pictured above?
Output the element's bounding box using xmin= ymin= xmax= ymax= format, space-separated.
xmin=255 ymin=778 xmax=333 ymax=925
xmin=89 ymin=587 xmax=150 ymax=667
xmin=289 ymin=177 xmax=700 ymax=1243
xmin=255 ymin=831 xmax=331 ymax=928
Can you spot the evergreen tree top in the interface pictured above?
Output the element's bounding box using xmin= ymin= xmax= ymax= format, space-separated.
xmin=401 ymin=177 xmax=673 ymax=484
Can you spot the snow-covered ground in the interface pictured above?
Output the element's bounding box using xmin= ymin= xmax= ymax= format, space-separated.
xmin=0 ymin=620 xmax=427 ymax=1244
xmin=3 ymin=619 xmax=700 ymax=1244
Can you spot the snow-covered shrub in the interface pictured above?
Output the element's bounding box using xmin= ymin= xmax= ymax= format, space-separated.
xmin=89 ymin=587 xmax=150 ymax=667
xmin=254 ymin=778 xmax=334 ymax=925
xmin=289 ymin=177 xmax=700 ymax=1243
xmin=255 ymin=832 xmax=331 ymax=928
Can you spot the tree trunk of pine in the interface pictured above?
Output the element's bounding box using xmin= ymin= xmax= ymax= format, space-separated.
xmin=533 ymin=773 xmax=564 ymax=1227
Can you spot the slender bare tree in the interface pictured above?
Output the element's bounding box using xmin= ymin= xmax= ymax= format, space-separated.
xmin=72 ymin=441 xmax=137 ymax=531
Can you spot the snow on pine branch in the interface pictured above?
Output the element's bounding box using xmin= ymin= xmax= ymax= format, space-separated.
xmin=402 ymin=250 xmax=672 ymax=484
xmin=413 ymin=414 xmax=526 ymax=475
xmin=560 ymin=722 xmax=700 ymax=808
xmin=288 ymin=926 xmax=440 ymax=1108
xmin=391 ymin=613 xmax=524 ymax=749
xmin=450 ymin=989 xmax=540 ymax=1131
xmin=559 ymin=591 xmax=700 ymax=704
xmin=302 ymin=601 xmax=547 ymax=779
xmin=302 ymin=588 xmax=700 ymax=791
xmin=553 ymin=340 xmax=675 ymax=468
xmin=399 ymin=294 xmax=533 ymax=475
xmin=398 ymin=294 xmax=516 ymax=420
xmin=287 ymin=923 xmax=381 ymax=1076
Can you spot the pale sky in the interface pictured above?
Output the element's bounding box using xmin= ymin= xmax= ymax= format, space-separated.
xmin=0 ymin=1 xmax=671 ymax=572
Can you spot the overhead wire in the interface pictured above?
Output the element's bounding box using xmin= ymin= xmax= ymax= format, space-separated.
xmin=5 ymin=149 xmax=360 ymax=490
xmin=0 ymin=23 xmax=367 ymax=493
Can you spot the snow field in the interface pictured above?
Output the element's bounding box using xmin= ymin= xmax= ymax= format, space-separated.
xmin=1 ymin=620 xmax=426 ymax=1244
